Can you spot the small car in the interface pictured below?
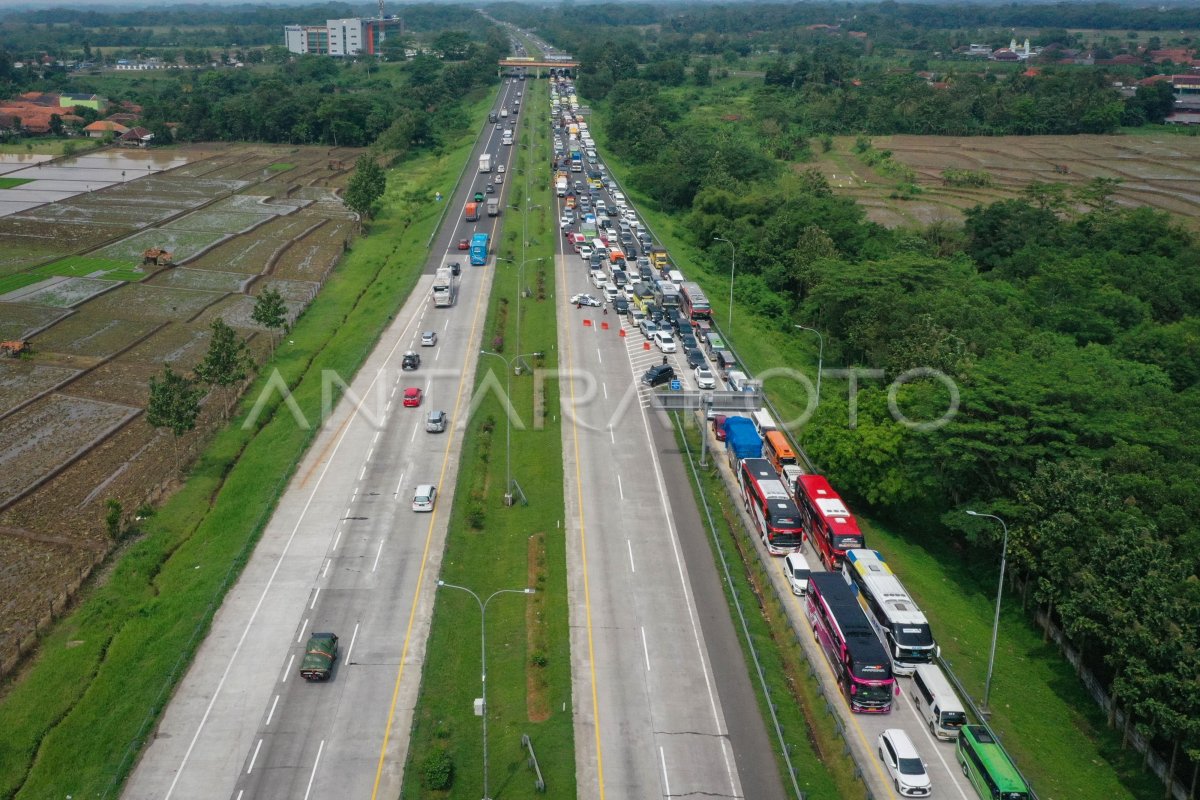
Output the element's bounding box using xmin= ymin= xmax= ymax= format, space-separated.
xmin=570 ymin=293 xmax=602 ymax=307
xmin=612 ymin=297 xmax=630 ymax=315
xmin=457 ymin=239 xmax=469 ymax=250
xmin=403 ymin=387 xmax=423 ymax=408
xmin=686 ymin=348 xmax=706 ymax=370
xmin=497 ymin=163 xmax=506 ymax=173
xmin=712 ymin=414 xmax=728 ymax=441
xmin=641 ymin=364 xmax=676 ymax=388
xmin=426 ymin=409 xmax=448 ymax=433
xmin=473 ymin=191 xmax=485 ymax=203
xmin=653 ymin=330 xmax=676 ymax=353
xmin=783 ymin=552 xmax=811 ymax=596
xmin=299 ymin=632 xmax=338 ymax=681
xmin=412 ymin=484 xmax=438 ymax=512
xmin=680 ymin=332 xmax=699 ymax=351
xmin=421 ymin=330 xmax=437 ymax=346
xmin=449 ymin=262 xmax=461 ymax=276
xmin=485 ymin=183 xmax=495 ymax=194
xmin=402 ymin=350 xmax=421 ymax=371
xmin=494 ymin=174 xmax=503 ymax=184
xmin=877 ymin=729 xmax=932 ymax=797
xmin=695 ymin=365 xmax=716 ymax=389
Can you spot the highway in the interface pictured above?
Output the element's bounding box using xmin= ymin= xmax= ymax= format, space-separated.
xmin=551 ymin=86 xmax=785 ymax=798
xmin=122 ymin=81 xmax=525 ymax=800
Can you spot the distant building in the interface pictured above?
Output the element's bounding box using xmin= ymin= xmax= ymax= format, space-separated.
xmin=284 ymin=16 xmax=402 ymax=57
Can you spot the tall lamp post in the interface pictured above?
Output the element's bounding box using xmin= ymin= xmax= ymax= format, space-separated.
xmin=479 ymin=349 xmax=544 ymax=505
xmin=436 ymin=582 xmax=535 ymax=800
xmin=793 ymin=324 xmax=824 ymax=407
xmin=713 ymin=235 xmax=737 ymax=334
xmin=496 ymin=254 xmax=545 ymax=359
xmin=965 ymin=510 xmax=1010 ymax=716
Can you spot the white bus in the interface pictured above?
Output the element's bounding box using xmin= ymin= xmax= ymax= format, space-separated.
xmin=841 ymin=549 xmax=938 ymax=675
xmin=912 ymin=664 xmax=967 ymax=741
xmin=432 ymin=266 xmax=458 ymax=308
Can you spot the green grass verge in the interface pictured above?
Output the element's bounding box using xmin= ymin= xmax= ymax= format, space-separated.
xmin=402 ymin=80 xmax=576 ymax=799
xmin=0 ymin=97 xmax=491 ymax=800
xmin=670 ymin=413 xmax=855 ymax=800
xmin=0 ymin=177 xmax=33 ymax=189
xmin=0 ymin=140 xmax=102 ymax=156
xmin=588 ymin=112 xmax=1161 ymax=800
xmin=0 ymin=273 xmax=45 ymax=294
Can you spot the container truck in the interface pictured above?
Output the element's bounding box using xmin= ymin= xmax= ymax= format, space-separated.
xmin=479 ymin=153 xmax=492 ymax=173
xmin=487 ymin=197 xmax=500 ymax=216
xmin=464 ymin=202 xmax=480 ymax=222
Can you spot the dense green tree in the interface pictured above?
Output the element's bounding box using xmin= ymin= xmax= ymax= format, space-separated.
xmin=195 ymin=318 xmax=253 ymax=420
xmin=146 ymin=363 xmax=203 ymax=469
xmin=344 ymin=155 xmax=387 ymax=219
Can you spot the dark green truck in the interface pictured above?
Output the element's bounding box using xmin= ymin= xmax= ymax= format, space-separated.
xmin=299 ymin=632 xmax=338 ymax=681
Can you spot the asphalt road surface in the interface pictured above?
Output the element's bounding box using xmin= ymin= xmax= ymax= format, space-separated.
xmin=123 ymin=81 xmax=524 ymax=800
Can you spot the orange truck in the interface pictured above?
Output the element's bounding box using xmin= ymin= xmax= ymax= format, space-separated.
xmin=465 ymin=202 xmax=480 ymax=222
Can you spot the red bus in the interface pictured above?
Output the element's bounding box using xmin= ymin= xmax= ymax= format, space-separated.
xmin=806 ymin=573 xmax=895 ymax=713
xmin=739 ymin=458 xmax=804 ymax=555
xmin=794 ymin=474 xmax=865 ymax=570
xmin=679 ymin=281 xmax=711 ymax=320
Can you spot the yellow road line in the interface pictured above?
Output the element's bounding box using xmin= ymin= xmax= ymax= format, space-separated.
xmin=369 ymin=199 xmax=496 ymax=799
xmin=556 ymin=195 xmax=607 ymax=798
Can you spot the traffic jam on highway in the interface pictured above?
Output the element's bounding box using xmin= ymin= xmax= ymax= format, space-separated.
xmin=549 ymin=74 xmax=1030 ymax=800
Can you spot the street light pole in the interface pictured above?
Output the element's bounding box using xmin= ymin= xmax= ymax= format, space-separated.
xmin=794 ymin=324 xmax=824 ymax=407
xmin=436 ymin=582 xmax=535 ymax=800
xmin=713 ymin=235 xmax=736 ymax=334
xmin=496 ymin=254 xmax=544 ymax=361
xmin=965 ymin=510 xmax=1010 ymax=716
xmin=479 ymin=349 xmax=544 ymax=505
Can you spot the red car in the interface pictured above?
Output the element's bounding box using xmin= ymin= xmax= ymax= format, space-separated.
xmin=711 ymin=414 xmax=727 ymax=442
xmin=403 ymin=387 xmax=423 ymax=408
xmin=457 ymin=238 xmax=469 ymax=250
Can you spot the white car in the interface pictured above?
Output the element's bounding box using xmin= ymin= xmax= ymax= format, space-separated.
xmin=695 ymin=366 xmax=716 ymax=390
xmin=578 ymin=245 xmax=593 ymax=260
xmin=412 ymin=484 xmax=438 ymax=513
xmin=589 ymin=270 xmax=607 ymax=289
xmin=603 ymin=284 xmax=620 ymax=304
xmin=653 ymin=330 xmax=676 ymax=353
xmin=420 ymin=330 xmax=437 ymax=347
xmin=782 ymin=552 xmax=811 ymax=596
xmin=570 ymin=293 xmax=602 ymax=307
xmin=494 ymin=174 xmax=503 ymax=184
xmin=497 ymin=163 xmax=506 ymax=173
xmin=877 ymin=729 xmax=932 ymax=797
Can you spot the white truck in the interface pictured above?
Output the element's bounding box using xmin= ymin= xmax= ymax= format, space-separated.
xmin=487 ymin=197 xmax=500 ymax=217
xmin=432 ymin=266 xmax=458 ymax=308
xmin=479 ymin=153 xmax=492 ymax=173
xmin=555 ymin=176 xmax=568 ymax=196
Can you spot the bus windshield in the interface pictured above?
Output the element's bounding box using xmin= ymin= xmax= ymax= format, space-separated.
xmin=894 ymin=624 xmax=934 ymax=648
xmin=852 ymin=680 xmax=893 ymax=707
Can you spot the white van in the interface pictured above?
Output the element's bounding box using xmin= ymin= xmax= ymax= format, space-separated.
xmin=912 ymin=664 xmax=968 ymax=741
xmin=727 ymin=370 xmax=751 ymax=392
xmin=751 ymin=409 xmax=777 ymax=434
xmin=667 ymin=269 xmax=685 ymax=284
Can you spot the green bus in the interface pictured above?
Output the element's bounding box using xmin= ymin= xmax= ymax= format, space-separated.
xmin=957 ymin=724 xmax=1032 ymax=800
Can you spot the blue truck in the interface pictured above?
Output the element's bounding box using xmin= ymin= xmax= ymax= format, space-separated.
xmin=724 ymin=416 xmax=763 ymax=468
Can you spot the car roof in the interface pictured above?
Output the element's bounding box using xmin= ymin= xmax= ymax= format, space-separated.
xmin=882 ymin=728 xmax=920 ymax=756
xmin=415 ymin=483 xmax=435 ymax=494
xmin=404 ymin=386 xmax=420 ymax=394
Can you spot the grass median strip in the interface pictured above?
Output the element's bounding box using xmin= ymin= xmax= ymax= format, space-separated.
xmin=401 ymin=82 xmax=576 ymax=800
xmin=0 ymin=94 xmax=492 ymax=800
